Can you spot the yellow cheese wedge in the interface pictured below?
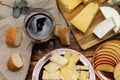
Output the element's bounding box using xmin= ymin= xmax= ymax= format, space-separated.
xmin=71 ymin=2 xmax=99 ymax=33
xmin=58 ymin=0 xmax=82 ymax=13
xmin=44 ymin=62 xmax=61 ymax=73
xmin=42 ymin=70 xmax=61 ymax=80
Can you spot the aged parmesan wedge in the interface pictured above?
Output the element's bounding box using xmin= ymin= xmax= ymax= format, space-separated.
xmin=6 ymin=27 xmax=22 ymax=47
xmin=44 ymin=62 xmax=61 ymax=73
xmin=58 ymin=0 xmax=82 ymax=13
xmin=71 ymin=2 xmax=99 ymax=33
xmin=50 ymin=54 xmax=68 ymax=66
xmin=7 ymin=53 xmax=23 ymax=71
xmin=42 ymin=70 xmax=61 ymax=80
xmin=93 ymin=18 xmax=115 ymax=39
xmin=100 ymin=6 xmax=120 ymax=33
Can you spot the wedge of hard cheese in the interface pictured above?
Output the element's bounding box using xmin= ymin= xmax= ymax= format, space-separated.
xmin=58 ymin=0 xmax=82 ymax=13
xmin=6 ymin=27 xmax=22 ymax=47
xmin=71 ymin=2 xmax=99 ymax=33
xmin=100 ymin=6 xmax=120 ymax=33
xmin=93 ymin=17 xmax=115 ymax=39
xmin=7 ymin=53 xmax=23 ymax=71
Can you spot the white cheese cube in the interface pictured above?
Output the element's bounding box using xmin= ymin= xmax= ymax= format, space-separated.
xmin=93 ymin=18 xmax=115 ymax=39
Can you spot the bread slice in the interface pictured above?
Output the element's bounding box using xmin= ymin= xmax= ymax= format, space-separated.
xmin=7 ymin=53 xmax=23 ymax=71
xmin=58 ymin=27 xmax=70 ymax=46
xmin=6 ymin=27 xmax=22 ymax=47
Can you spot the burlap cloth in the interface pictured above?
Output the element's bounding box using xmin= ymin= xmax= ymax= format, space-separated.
xmin=0 ymin=0 xmax=66 ymax=80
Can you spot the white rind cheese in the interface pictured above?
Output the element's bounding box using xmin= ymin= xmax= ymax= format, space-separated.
xmin=100 ymin=6 xmax=120 ymax=33
xmin=93 ymin=18 xmax=115 ymax=39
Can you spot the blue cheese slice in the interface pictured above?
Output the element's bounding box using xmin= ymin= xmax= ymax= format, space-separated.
xmin=93 ymin=18 xmax=115 ymax=39
xmin=100 ymin=6 xmax=120 ymax=33
xmin=108 ymin=0 xmax=120 ymax=6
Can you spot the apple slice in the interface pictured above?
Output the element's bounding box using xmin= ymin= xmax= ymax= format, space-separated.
xmin=95 ymin=51 xmax=119 ymax=63
xmin=114 ymin=63 xmax=120 ymax=80
xmin=94 ymin=55 xmax=118 ymax=65
xmin=95 ymin=63 xmax=114 ymax=72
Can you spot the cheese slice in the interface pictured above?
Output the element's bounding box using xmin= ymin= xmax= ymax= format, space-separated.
xmin=93 ymin=18 xmax=115 ymax=39
xmin=42 ymin=70 xmax=61 ymax=80
xmin=76 ymin=65 xmax=89 ymax=71
xmin=100 ymin=6 xmax=120 ymax=33
xmin=64 ymin=51 xmax=72 ymax=59
xmin=44 ymin=62 xmax=61 ymax=73
xmin=71 ymin=2 xmax=99 ymax=33
xmin=78 ymin=71 xmax=90 ymax=79
xmin=58 ymin=0 xmax=82 ymax=13
xmin=83 ymin=0 xmax=92 ymax=5
xmin=50 ymin=54 xmax=68 ymax=66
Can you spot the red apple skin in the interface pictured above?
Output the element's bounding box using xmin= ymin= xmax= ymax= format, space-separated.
xmin=95 ymin=49 xmax=120 ymax=61
xmin=94 ymin=54 xmax=118 ymax=64
xmin=94 ymin=55 xmax=117 ymax=65
xmin=94 ymin=60 xmax=116 ymax=69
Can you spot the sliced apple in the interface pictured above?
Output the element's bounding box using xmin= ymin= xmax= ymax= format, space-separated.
xmin=95 ymin=63 xmax=114 ymax=72
xmin=94 ymin=55 xmax=118 ymax=65
xmin=114 ymin=63 xmax=120 ymax=80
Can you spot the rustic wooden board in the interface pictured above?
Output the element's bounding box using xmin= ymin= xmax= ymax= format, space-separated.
xmin=58 ymin=1 xmax=120 ymax=50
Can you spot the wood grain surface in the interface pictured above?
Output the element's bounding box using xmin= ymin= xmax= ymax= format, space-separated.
xmin=58 ymin=0 xmax=120 ymax=50
xmin=25 ymin=33 xmax=120 ymax=80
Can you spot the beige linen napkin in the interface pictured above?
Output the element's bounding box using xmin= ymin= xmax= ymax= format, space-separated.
xmin=0 ymin=0 xmax=67 ymax=80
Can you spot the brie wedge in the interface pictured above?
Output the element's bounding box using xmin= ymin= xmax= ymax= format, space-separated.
xmin=100 ymin=6 xmax=120 ymax=33
xmin=93 ymin=18 xmax=115 ymax=39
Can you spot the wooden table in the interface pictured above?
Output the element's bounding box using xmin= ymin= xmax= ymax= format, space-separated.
xmin=25 ymin=32 xmax=120 ymax=80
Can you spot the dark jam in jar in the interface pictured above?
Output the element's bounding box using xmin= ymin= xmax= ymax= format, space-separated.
xmin=25 ymin=13 xmax=54 ymax=42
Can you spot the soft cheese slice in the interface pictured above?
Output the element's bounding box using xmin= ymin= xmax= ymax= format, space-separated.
xmin=100 ymin=6 xmax=120 ymax=33
xmin=58 ymin=0 xmax=82 ymax=13
xmin=93 ymin=18 xmax=115 ymax=39
xmin=50 ymin=54 xmax=68 ymax=66
xmin=42 ymin=70 xmax=61 ymax=80
xmin=44 ymin=62 xmax=61 ymax=73
xmin=71 ymin=2 xmax=99 ymax=33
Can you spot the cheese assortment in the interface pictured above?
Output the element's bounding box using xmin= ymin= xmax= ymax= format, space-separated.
xmin=100 ymin=6 xmax=120 ymax=33
xmin=42 ymin=52 xmax=90 ymax=80
xmin=57 ymin=0 xmax=82 ymax=13
xmin=93 ymin=17 xmax=115 ymax=39
xmin=71 ymin=2 xmax=99 ymax=33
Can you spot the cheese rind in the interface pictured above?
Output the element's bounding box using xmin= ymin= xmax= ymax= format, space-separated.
xmin=50 ymin=54 xmax=68 ymax=66
xmin=100 ymin=6 xmax=120 ymax=33
xmin=71 ymin=2 xmax=99 ymax=33
xmin=44 ymin=62 xmax=61 ymax=73
xmin=58 ymin=0 xmax=82 ymax=13
xmin=93 ymin=18 xmax=115 ymax=39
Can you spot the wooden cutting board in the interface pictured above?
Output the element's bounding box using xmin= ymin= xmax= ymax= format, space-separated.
xmin=57 ymin=1 xmax=120 ymax=50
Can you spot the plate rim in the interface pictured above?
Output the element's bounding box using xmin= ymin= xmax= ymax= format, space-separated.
xmin=32 ymin=48 xmax=96 ymax=80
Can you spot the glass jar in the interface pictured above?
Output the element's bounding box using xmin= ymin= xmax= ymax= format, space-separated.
xmin=24 ymin=8 xmax=55 ymax=43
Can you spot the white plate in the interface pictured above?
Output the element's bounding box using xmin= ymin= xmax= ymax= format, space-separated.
xmin=32 ymin=48 xmax=96 ymax=80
